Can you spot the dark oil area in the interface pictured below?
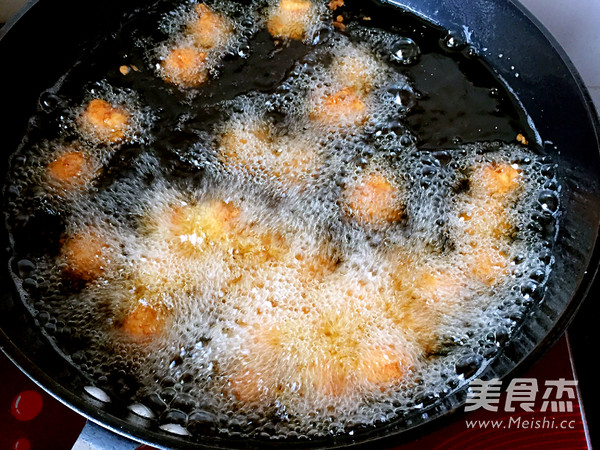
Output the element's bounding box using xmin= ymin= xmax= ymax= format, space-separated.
xmin=8 ymin=0 xmax=532 ymax=257
xmin=348 ymin=1 xmax=532 ymax=149
xmin=2 ymin=0 xmax=550 ymax=441
xmin=36 ymin=0 xmax=531 ymax=150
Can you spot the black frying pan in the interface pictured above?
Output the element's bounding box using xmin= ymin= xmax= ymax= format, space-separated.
xmin=1 ymin=0 xmax=599 ymax=448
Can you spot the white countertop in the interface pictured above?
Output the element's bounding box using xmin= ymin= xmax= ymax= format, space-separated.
xmin=517 ymin=0 xmax=600 ymax=114
xmin=0 ymin=0 xmax=25 ymax=23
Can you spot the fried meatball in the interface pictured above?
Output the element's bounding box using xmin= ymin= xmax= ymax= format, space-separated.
xmin=122 ymin=301 xmax=167 ymax=339
xmin=310 ymin=87 xmax=368 ymax=128
xmin=220 ymin=121 xmax=320 ymax=185
xmin=229 ymin=368 xmax=269 ymax=403
xmin=332 ymin=52 xmax=379 ymax=96
xmin=219 ymin=120 xmax=274 ymax=174
xmin=471 ymin=162 xmax=521 ymax=199
xmin=168 ymin=199 xmax=240 ymax=240
xmin=306 ymin=358 xmax=349 ymax=397
xmin=269 ymin=136 xmax=321 ymax=185
xmin=359 ymin=345 xmax=408 ymax=386
xmin=383 ymin=260 xmax=466 ymax=354
xmin=227 ymin=326 xmax=286 ymax=404
xmin=61 ymin=228 xmax=112 ymax=281
xmin=340 ymin=171 xmax=403 ymax=227
xmin=267 ymin=0 xmax=314 ymax=40
xmin=80 ymin=99 xmax=130 ymax=143
xmin=463 ymin=246 xmax=509 ymax=286
xmin=46 ymin=149 xmax=97 ymax=189
xmin=188 ymin=3 xmax=233 ymax=49
xmin=459 ymin=197 xmax=514 ymax=241
xmin=158 ymin=199 xmax=241 ymax=257
xmin=161 ymin=46 xmax=209 ymax=88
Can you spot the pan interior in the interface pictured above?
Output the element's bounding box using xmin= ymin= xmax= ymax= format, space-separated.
xmin=1 ymin=0 xmax=597 ymax=447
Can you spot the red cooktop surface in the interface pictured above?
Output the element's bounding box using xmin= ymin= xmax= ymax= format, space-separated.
xmin=0 ymin=334 xmax=590 ymax=450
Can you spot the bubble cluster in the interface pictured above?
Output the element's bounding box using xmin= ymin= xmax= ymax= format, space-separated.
xmin=2 ymin=0 xmax=560 ymax=443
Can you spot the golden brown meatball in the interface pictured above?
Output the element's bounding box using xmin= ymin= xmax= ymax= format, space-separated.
xmin=61 ymin=228 xmax=112 ymax=281
xmin=228 ymin=368 xmax=268 ymax=403
xmin=269 ymin=137 xmax=321 ymax=185
xmin=267 ymin=0 xmax=314 ymax=40
xmin=46 ymin=149 xmax=97 ymax=189
xmin=310 ymin=87 xmax=368 ymax=128
xmin=340 ymin=171 xmax=403 ymax=227
xmin=471 ymin=162 xmax=521 ymax=199
xmin=188 ymin=3 xmax=233 ymax=49
xmin=122 ymin=301 xmax=167 ymax=339
xmin=80 ymin=99 xmax=130 ymax=143
xmin=463 ymin=246 xmax=509 ymax=286
xmin=226 ymin=325 xmax=286 ymax=404
xmin=383 ymin=261 xmax=466 ymax=354
xmin=359 ymin=345 xmax=409 ymax=386
xmin=459 ymin=198 xmax=514 ymax=241
xmin=306 ymin=359 xmax=349 ymax=397
xmin=167 ymin=199 xmax=241 ymax=243
xmin=219 ymin=120 xmax=274 ymax=174
xmin=151 ymin=199 xmax=241 ymax=259
xmin=161 ymin=46 xmax=209 ymax=88
xmin=220 ymin=122 xmax=320 ymax=186
xmin=332 ymin=51 xmax=379 ymax=96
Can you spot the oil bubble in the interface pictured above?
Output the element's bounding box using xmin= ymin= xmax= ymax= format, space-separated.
xmin=455 ymin=353 xmax=483 ymax=378
xmin=387 ymin=83 xmax=417 ymax=110
xmin=390 ymin=37 xmax=420 ymax=65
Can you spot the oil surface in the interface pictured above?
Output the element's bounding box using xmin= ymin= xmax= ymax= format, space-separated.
xmin=2 ymin=0 xmax=559 ymax=443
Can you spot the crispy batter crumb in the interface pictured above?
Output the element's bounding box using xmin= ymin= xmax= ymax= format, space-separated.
xmin=516 ymin=133 xmax=528 ymax=145
xmin=328 ymin=0 xmax=344 ymax=10
xmin=333 ymin=21 xmax=346 ymax=31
